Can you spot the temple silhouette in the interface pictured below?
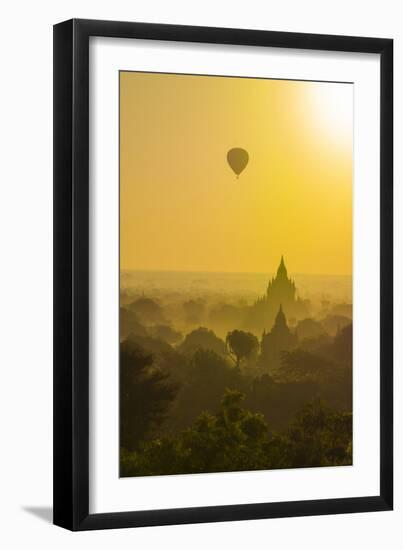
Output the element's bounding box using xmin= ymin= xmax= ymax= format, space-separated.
xmin=245 ymin=256 xmax=308 ymax=332
xmin=261 ymin=304 xmax=297 ymax=370
xmin=265 ymin=256 xmax=297 ymax=312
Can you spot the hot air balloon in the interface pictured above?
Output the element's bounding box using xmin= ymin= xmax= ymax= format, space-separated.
xmin=227 ymin=148 xmax=249 ymax=178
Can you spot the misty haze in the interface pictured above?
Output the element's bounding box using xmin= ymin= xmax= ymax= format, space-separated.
xmin=120 ymin=259 xmax=352 ymax=476
xmin=119 ymin=71 xmax=353 ymax=477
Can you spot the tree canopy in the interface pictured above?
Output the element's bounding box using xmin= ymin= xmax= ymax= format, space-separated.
xmin=226 ymin=330 xmax=259 ymax=369
xmin=120 ymin=339 xmax=177 ymax=451
xmin=178 ymin=327 xmax=227 ymax=357
xmin=121 ymin=391 xmax=352 ymax=477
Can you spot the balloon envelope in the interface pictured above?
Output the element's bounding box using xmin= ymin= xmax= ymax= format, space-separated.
xmin=227 ymin=148 xmax=249 ymax=176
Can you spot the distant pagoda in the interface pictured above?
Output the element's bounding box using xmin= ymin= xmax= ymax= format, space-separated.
xmin=245 ymin=256 xmax=308 ymax=332
xmin=261 ymin=304 xmax=297 ymax=370
xmin=265 ymin=255 xmax=297 ymax=312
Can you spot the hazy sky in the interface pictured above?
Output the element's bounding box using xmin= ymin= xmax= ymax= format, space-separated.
xmin=120 ymin=72 xmax=352 ymax=275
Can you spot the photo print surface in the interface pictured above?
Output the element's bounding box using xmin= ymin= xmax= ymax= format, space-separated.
xmin=119 ymin=71 xmax=353 ymax=477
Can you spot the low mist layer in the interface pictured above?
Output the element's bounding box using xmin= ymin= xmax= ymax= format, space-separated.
xmin=120 ymin=261 xmax=352 ymax=477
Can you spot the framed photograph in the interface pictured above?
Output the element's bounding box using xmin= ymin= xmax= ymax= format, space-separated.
xmin=53 ymin=19 xmax=393 ymax=530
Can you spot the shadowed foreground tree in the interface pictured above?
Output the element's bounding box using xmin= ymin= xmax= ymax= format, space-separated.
xmin=161 ymin=349 xmax=247 ymax=433
xmin=281 ymin=399 xmax=352 ymax=468
xmin=120 ymin=339 xmax=178 ymax=452
xmin=120 ymin=392 xmax=352 ymax=477
xmin=278 ymin=348 xmax=337 ymax=383
xmin=121 ymin=389 xmax=270 ymax=476
xmin=226 ymin=330 xmax=259 ymax=369
xmin=125 ymin=332 xmax=173 ymax=356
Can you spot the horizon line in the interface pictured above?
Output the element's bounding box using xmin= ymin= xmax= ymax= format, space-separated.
xmin=120 ymin=268 xmax=353 ymax=278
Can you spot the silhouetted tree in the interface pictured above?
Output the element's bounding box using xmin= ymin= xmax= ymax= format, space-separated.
xmin=128 ymin=297 xmax=165 ymax=324
xmin=149 ymin=324 xmax=182 ymax=345
xmin=278 ymin=348 xmax=336 ymax=383
xmin=154 ymin=349 xmax=190 ymax=383
xmin=121 ymin=389 xmax=270 ymax=476
xmin=295 ymin=318 xmax=326 ymax=340
xmin=331 ymin=324 xmax=352 ymax=365
xmin=126 ymin=332 xmax=173 ymax=356
xmin=330 ymin=303 xmax=352 ymax=318
xmin=163 ymin=349 xmax=247 ymax=433
xmin=298 ymin=332 xmax=332 ymax=354
xmin=120 ymin=392 xmax=352 ymax=477
xmin=120 ymin=339 xmax=177 ymax=452
xmin=283 ymin=399 xmax=352 ymax=467
xmin=178 ymin=327 xmax=227 ymax=356
xmin=321 ymin=314 xmax=351 ymax=336
xmin=226 ymin=330 xmax=259 ymax=369
xmin=119 ymin=307 xmax=148 ymax=340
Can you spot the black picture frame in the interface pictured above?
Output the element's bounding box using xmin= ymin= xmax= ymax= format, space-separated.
xmin=53 ymin=18 xmax=393 ymax=531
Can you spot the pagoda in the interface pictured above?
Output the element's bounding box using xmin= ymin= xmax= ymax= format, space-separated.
xmin=261 ymin=304 xmax=297 ymax=370
xmin=265 ymin=256 xmax=297 ymax=313
xmin=245 ymin=256 xmax=308 ymax=332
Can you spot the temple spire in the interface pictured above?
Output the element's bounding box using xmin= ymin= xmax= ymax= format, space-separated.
xmin=276 ymin=255 xmax=288 ymax=279
xmin=274 ymin=304 xmax=287 ymax=328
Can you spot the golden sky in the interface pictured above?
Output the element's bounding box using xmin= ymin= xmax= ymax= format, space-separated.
xmin=120 ymin=72 xmax=352 ymax=275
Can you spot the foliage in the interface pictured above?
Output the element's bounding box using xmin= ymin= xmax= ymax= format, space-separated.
xmin=321 ymin=314 xmax=351 ymax=336
xmin=154 ymin=348 xmax=190 ymax=383
xmin=295 ymin=318 xmax=326 ymax=340
xmin=226 ymin=330 xmax=259 ymax=368
xmin=119 ymin=307 xmax=148 ymax=340
xmin=125 ymin=332 xmax=173 ymax=355
xmin=298 ymin=332 xmax=333 ymax=354
xmin=278 ymin=348 xmax=337 ymax=383
xmin=331 ymin=324 xmax=352 ymax=365
xmin=127 ymin=297 xmax=165 ymax=324
xmin=119 ymin=299 xmax=353 ymax=476
xmin=149 ymin=324 xmax=183 ymax=345
xmin=280 ymin=399 xmax=352 ymax=468
xmin=178 ymin=327 xmax=227 ymax=357
xmin=121 ymin=389 xmax=271 ymax=476
xmin=121 ymin=392 xmax=352 ymax=477
xmin=161 ymin=349 xmax=247 ymax=433
xmin=120 ymin=339 xmax=178 ymax=451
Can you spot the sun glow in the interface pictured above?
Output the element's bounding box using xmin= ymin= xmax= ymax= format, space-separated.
xmin=307 ymin=82 xmax=353 ymax=148
xmin=120 ymin=73 xmax=352 ymax=275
